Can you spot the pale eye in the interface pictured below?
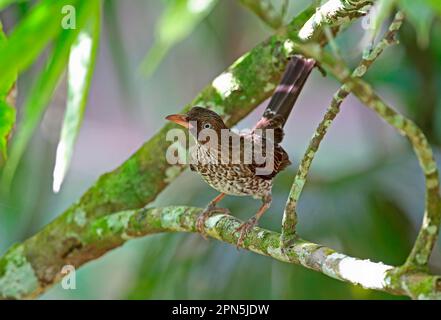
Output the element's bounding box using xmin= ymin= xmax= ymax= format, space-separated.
xmin=203 ymin=123 xmax=212 ymax=129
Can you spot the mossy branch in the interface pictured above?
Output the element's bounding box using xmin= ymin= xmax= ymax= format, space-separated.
xmin=1 ymin=206 xmax=440 ymax=299
xmin=282 ymin=11 xmax=405 ymax=241
xmin=298 ymin=0 xmax=373 ymax=41
xmin=280 ymin=0 xmax=377 ymax=241
xmin=0 ymin=5 xmax=318 ymax=299
xmin=294 ymin=40 xmax=441 ymax=272
xmin=2 ymin=0 xmax=435 ymax=301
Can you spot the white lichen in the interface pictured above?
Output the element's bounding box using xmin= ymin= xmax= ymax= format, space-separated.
xmin=106 ymin=211 xmax=135 ymax=233
xmin=283 ymin=39 xmax=295 ymax=56
xmin=266 ymin=246 xmax=285 ymax=261
xmin=257 ymin=231 xmax=266 ymax=239
xmin=336 ymin=256 xmax=393 ymax=289
xmin=212 ymin=72 xmax=240 ymax=99
xmin=161 ymin=207 xmax=187 ymax=231
xmin=352 ymin=65 xmax=367 ymax=77
xmin=187 ymin=0 xmax=215 ymax=13
xmin=0 ymin=246 xmax=39 ymax=299
xmin=293 ymin=242 xmax=320 ymax=266
xmin=322 ymin=252 xmax=347 ymax=279
xmin=205 ymin=214 xmax=224 ymax=230
xmin=73 ymin=208 xmax=87 ymax=227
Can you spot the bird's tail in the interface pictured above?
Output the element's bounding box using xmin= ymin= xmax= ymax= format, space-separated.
xmin=252 ymin=55 xmax=315 ymax=143
xmin=263 ymin=55 xmax=315 ymax=127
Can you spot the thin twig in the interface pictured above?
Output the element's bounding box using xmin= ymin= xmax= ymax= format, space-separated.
xmin=282 ymin=11 xmax=405 ymax=241
xmin=3 ymin=1 xmax=431 ymax=301
xmin=295 ymin=35 xmax=441 ymax=272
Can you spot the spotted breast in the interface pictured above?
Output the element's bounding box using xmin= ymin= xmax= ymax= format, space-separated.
xmin=189 ymin=142 xmax=272 ymax=199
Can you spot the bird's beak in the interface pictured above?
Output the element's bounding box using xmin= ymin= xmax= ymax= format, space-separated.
xmin=165 ymin=114 xmax=189 ymax=128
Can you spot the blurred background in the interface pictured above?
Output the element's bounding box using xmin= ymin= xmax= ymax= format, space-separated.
xmin=0 ymin=0 xmax=441 ymax=299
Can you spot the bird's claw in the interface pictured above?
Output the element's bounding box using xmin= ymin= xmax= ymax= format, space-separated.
xmin=235 ymin=217 xmax=257 ymax=249
xmin=196 ymin=206 xmax=230 ymax=239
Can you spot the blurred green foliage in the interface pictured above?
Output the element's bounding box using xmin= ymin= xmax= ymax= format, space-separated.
xmin=0 ymin=18 xmax=15 ymax=162
xmin=399 ymin=0 xmax=435 ymax=48
xmin=0 ymin=101 xmax=14 ymax=161
xmin=1 ymin=1 xmax=98 ymax=191
xmin=0 ymin=0 xmax=440 ymax=299
xmin=140 ymin=0 xmax=218 ymax=76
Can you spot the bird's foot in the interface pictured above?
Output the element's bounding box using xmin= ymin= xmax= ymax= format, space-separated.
xmin=235 ymin=217 xmax=257 ymax=249
xmin=196 ymin=205 xmax=230 ymax=238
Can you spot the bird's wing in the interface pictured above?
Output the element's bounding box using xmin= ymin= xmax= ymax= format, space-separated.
xmin=240 ymin=133 xmax=291 ymax=180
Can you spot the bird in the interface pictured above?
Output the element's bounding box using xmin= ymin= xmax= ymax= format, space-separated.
xmin=166 ymin=55 xmax=315 ymax=246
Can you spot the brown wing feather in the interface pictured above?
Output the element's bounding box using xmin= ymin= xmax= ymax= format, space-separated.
xmin=239 ymin=133 xmax=291 ymax=180
xmin=253 ymin=143 xmax=291 ymax=180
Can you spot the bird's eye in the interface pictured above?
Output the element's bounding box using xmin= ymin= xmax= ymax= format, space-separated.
xmin=203 ymin=123 xmax=212 ymax=129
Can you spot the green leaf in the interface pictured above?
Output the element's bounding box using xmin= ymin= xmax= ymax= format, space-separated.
xmin=0 ymin=19 xmax=6 ymax=43
xmin=140 ymin=0 xmax=218 ymax=76
xmin=0 ymin=101 xmax=15 ymax=161
xmin=0 ymin=18 xmax=17 ymax=99
xmin=0 ymin=20 xmax=16 ymax=163
xmin=398 ymin=0 xmax=435 ymax=48
xmin=53 ymin=2 xmax=101 ymax=193
xmin=0 ymin=0 xmax=81 ymax=91
xmin=1 ymin=0 xmax=94 ymax=189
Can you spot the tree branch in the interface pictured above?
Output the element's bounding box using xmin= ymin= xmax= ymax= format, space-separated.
xmin=0 ymin=5 xmax=319 ymax=299
xmin=282 ymin=11 xmax=405 ymax=241
xmin=294 ymin=41 xmax=441 ymax=272
xmin=3 ymin=0 xmax=429 ymax=300
xmin=1 ymin=206 xmax=440 ymax=299
xmin=298 ymin=0 xmax=373 ymax=41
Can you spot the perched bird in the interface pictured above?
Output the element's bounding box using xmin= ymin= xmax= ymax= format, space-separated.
xmin=166 ymin=55 xmax=315 ymax=246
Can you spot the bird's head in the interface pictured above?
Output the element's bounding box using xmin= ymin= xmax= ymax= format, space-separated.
xmin=166 ymin=107 xmax=227 ymax=139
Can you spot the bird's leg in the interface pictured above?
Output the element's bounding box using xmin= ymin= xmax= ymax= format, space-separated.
xmin=236 ymin=195 xmax=272 ymax=248
xmin=196 ymin=193 xmax=229 ymax=237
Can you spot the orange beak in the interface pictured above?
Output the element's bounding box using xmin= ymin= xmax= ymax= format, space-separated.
xmin=165 ymin=114 xmax=189 ymax=128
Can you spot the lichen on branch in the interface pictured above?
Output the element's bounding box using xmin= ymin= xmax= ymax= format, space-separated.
xmin=0 ymin=4 xmax=317 ymax=299
xmin=294 ymin=38 xmax=441 ymax=272
xmin=1 ymin=206 xmax=440 ymax=299
xmin=1 ymin=0 xmax=438 ymax=301
xmin=281 ymin=11 xmax=405 ymax=241
xmin=298 ymin=0 xmax=373 ymax=41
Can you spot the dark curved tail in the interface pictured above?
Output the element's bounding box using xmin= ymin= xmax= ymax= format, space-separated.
xmin=263 ymin=55 xmax=315 ymax=127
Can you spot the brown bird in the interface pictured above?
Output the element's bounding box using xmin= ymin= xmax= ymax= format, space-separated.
xmin=166 ymin=55 xmax=315 ymax=246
